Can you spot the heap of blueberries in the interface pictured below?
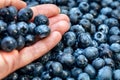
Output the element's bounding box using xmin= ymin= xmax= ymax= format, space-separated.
xmin=4 ymin=0 xmax=120 ymax=80
xmin=0 ymin=6 xmax=50 ymax=52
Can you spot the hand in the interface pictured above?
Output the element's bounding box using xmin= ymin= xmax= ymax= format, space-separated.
xmin=0 ymin=0 xmax=70 ymax=79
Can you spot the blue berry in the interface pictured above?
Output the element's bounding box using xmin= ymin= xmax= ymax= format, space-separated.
xmin=32 ymin=77 xmax=41 ymax=80
xmin=28 ymin=22 xmax=36 ymax=34
xmin=34 ymin=25 xmax=50 ymax=39
xmin=104 ymin=58 xmax=115 ymax=68
xmin=92 ymin=58 xmax=105 ymax=70
xmin=34 ymin=14 xmax=49 ymax=26
xmin=16 ymin=35 xmax=25 ymax=50
xmin=113 ymin=69 xmax=120 ymax=80
xmin=78 ymin=2 xmax=89 ymax=12
xmin=25 ymin=34 xmax=35 ymax=46
xmin=110 ymin=43 xmax=120 ymax=53
xmin=76 ymin=55 xmax=88 ymax=68
xmin=109 ymin=27 xmax=120 ymax=35
xmin=84 ymin=47 xmax=99 ymax=61
xmin=17 ymin=7 xmax=33 ymax=22
xmin=94 ymin=32 xmax=107 ymax=43
xmin=1 ymin=36 xmax=17 ymax=52
xmin=63 ymin=31 xmax=76 ymax=47
xmin=71 ymin=67 xmax=82 ymax=78
xmin=0 ymin=20 xmax=7 ymax=33
xmin=51 ymin=77 xmax=62 ymax=80
xmin=84 ymin=64 xmax=96 ymax=78
xmin=97 ymin=66 xmax=112 ymax=80
xmin=98 ymin=24 xmax=109 ymax=34
xmin=77 ymin=73 xmax=90 ymax=80
xmin=17 ymin=22 xmax=29 ymax=36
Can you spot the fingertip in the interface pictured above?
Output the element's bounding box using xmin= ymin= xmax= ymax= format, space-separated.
xmin=30 ymin=4 xmax=60 ymax=20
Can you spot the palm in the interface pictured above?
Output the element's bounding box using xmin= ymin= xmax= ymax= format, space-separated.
xmin=0 ymin=1 xmax=69 ymax=79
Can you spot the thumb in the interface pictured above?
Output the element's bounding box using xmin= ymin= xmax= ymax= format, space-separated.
xmin=0 ymin=0 xmax=26 ymax=9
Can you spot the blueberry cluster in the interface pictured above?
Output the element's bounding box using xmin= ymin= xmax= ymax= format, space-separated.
xmin=0 ymin=6 xmax=50 ymax=52
xmin=4 ymin=0 xmax=120 ymax=80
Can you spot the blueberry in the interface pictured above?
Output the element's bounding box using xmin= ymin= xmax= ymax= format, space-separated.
xmin=69 ymin=8 xmax=82 ymax=24
xmin=0 ymin=20 xmax=7 ymax=33
xmin=90 ymin=24 xmax=96 ymax=34
xmin=16 ymin=35 xmax=25 ymax=50
xmin=27 ymin=1 xmax=39 ymax=7
xmin=49 ymin=61 xmax=63 ymax=76
xmin=7 ymin=24 xmax=19 ymax=38
xmin=4 ymin=72 xmax=18 ymax=80
xmin=56 ymin=0 xmax=68 ymax=5
xmin=97 ymin=15 xmax=108 ymax=21
xmin=92 ymin=18 xmax=103 ymax=26
xmin=71 ymin=67 xmax=82 ymax=78
xmin=79 ymin=19 xmax=91 ymax=31
xmin=110 ymin=1 xmax=120 ymax=9
xmin=63 ymin=31 xmax=76 ymax=47
xmin=70 ymin=25 xmax=85 ymax=34
xmin=114 ymin=53 xmax=120 ymax=63
xmin=34 ymin=14 xmax=49 ymax=26
xmin=84 ymin=47 xmax=99 ymax=61
xmin=89 ymin=10 xmax=98 ymax=17
xmin=111 ymin=9 xmax=120 ymax=20
xmin=91 ymin=40 xmax=98 ymax=47
xmin=100 ymin=7 xmax=112 ymax=16
xmin=104 ymin=18 xmax=119 ymax=27
xmin=59 ymin=53 xmax=75 ymax=67
xmin=60 ymin=70 xmax=70 ymax=79
xmin=82 ymin=13 xmax=94 ymax=21
xmin=7 ymin=6 xmax=18 ymax=21
xmin=90 ymin=2 xmax=100 ymax=11
xmin=92 ymin=58 xmax=105 ymax=70
xmin=17 ymin=7 xmax=33 ymax=22
xmin=32 ymin=77 xmax=41 ymax=80
xmin=51 ymin=77 xmax=62 ymax=80
xmin=104 ymin=58 xmax=115 ymax=68
xmin=84 ymin=64 xmax=96 ymax=78
xmin=109 ymin=35 xmax=120 ymax=44
xmin=113 ymin=69 xmax=120 ymax=80
xmin=109 ymin=27 xmax=120 ymax=35
xmin=101 ymin=0 xmax=113 ymax=7
xmin=76 ymin=55 xmax=88 ymax=68
xmin=110 ymin=43 xmax=120 ymax=53
xmin=40 ymin=0 xmax=54 ymax=4
xmin=0 ymin=7 xmax=10 ymax=21
xmin=63 ymin=47 xmax=73 ymax=54
xmin=33 ymin=62 xmax=44 ymax=76
xmin=73 ymin=48 xmax=84 ymax=58
xmin=41 ymin=71 xmax=51 ymax=80
xmin=77 ymin=32 xmax=92 ymax=48
xmin=98 ymin=24 xmax=109 ymax=34
xmin=94 ymin=32 xmax=107 ymax=43
xmin=78 ymin=2 xmax=89 ymax=12
xmin=66 ymin=77 xmax=75 ymax=80
xmin=1 ymin=36 xmax=17 ymax=52
xmin=28 ymin=22 xmax=36 ymax=34
xmin=77 ymin=73 xmax=90 ymax=80
xmin=34 ymin=25 xmax=50 ymax=39
xmin=17 ymin=22 xmax=29 ymax=36
xmin=97 ymin=66 xmax=112 ymax=80
xmin=25 ymin=34 xmax=35 ymax=46
xmin=67 ymin=0 xmax=76 ymax=8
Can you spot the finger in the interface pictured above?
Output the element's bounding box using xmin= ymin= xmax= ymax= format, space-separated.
xmin=0 ymin=50 xmax=19 ymax=79
xmin=18 ymin=31 xmax=62 ymax=68
xmin=0 ymin=0 xmax=26 ymax=9
xmin=50 ymin=20 xmax=70 ymax=35
xmin=30 ymin=4 xmax=60 ymax=20
xmin=49 ymin=14 xmax=70 ymax=26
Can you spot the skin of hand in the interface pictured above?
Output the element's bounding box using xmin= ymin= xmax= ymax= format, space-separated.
xmin=0 ymin=0 xmax=70 ymax=79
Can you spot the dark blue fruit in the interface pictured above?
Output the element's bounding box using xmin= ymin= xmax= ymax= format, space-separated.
xmin=78 ymin=73 xmax=90 ymax=80
xmin=34 ymin=14 xmax=49 ymax=26
xmin=34 ymin=25 xmax=50 ymax=39
xmin=1 ymin=36 xmax=17 ymax=52
xmin=17 ymin=7 xmax=33 ymax=22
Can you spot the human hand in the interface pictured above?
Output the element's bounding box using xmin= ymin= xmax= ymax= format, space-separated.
xmin=0 ymin=0 xmax=70 ymax=79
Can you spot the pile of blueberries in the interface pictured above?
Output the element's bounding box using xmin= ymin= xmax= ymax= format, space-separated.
xmin=4 ymin=0 xmax=120 ymax=80
xmin=0 ymin=6 xmax=50 ymax=52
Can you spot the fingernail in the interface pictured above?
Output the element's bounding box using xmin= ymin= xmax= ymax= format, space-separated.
xmin=58 ymin=7 xmax=61 ymax=13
